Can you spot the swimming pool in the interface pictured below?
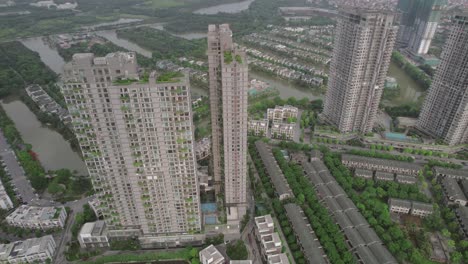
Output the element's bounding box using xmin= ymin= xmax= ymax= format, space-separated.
xmin=205 ymin=216 xmax=217 ymax=225
xmin=201 ymin=203 xmax=217 ymax=213
xmin=385 ymin=132 xmax=421 ymax=143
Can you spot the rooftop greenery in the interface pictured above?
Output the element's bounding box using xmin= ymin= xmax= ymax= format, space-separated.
xmin=224 ymin=51 xmax=233 ymax=64
xmin=157 ymin=71 xmax=184 ymax=83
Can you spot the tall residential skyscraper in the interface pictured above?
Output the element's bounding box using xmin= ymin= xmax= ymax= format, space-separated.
xmin=322 ymin=8 xmax=398 ymax=134
xmin=61 ymin=52 xmax=201 ymax=236
xmin=396 ymin=0 xmax=446 ymax=55
xmin=207 ymin=24 xmax=248 ymax=225
xmin=417 ymin=12 xmax=468 ymax=145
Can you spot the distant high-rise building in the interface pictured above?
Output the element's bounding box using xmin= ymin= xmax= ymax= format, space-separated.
xmin=207 ymin=24 xmax=248 ymax=225
xmin=322 ymin=8 xmax=398 ymax=133
xmin=417 ymin=12 xmax=468 ymax=145
xmin=396 ymin=0 xmax=446 ymax=55
xmin=61 ymin=52 xmax=201 ymax=236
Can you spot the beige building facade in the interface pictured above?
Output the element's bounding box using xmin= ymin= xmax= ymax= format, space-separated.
xmin=417 ymin=12 xmax=468 ymax=145
xmin=61 ymin=52 xmax=201 ymax=237
xmin=323 ymin=8 xmax=398 ymax=133
xmin=208 ymin=24 xmax=248 ymax=225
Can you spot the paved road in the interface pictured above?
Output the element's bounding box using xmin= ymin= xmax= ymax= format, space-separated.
xmin=54 ymin=196 xmax=93 ymax=264
xmin=0 ymin=130 xmax=37 ymax=204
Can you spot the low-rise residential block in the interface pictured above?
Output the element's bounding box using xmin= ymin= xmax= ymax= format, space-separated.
xmin=267 ymin=105 xmax=299 ymax=123
xmin=200 ymin=245 xmax=225 ymax=264
xmin=6 ymin=205 xmax=67 ymax=230
xmin=395 ymin=175 xmax=417 ymax=184
xmin=248 ymin=119 xmax=269 ymax=137
xmin=78 ymin=221 xmax=110 ymax=249
xmin=284 ymin=203 xmax=329 ymax=264
xmin=354 ymin=169 xmax=373 ymax=179
xmin=0 ymin=235 xmax=56 ymax=264
xmin=260 ymin=233 xmax=282 ymax=258
xmin=388 ymin=198 xmax=433 ymax=217
xmin=433 ymin=167 xmax=468 ymax=180
xmin=375 ymin=171 xmax=395 ymax=182
xmin=0 ymin=178 xmax=13 ymax=210
xmin=441 ymin=177 xmax=468 ymax=206
xmin=255 ymin=141 xmax=294 ymax=200
xmin=270 ymin=123 xmax=294 ymax=140
xmin=342 ymin=154 xmax=420 ymax=176
xmin=195 ymin=137 xmax=211 ymax=161
xmin=268 ymin=254 xmax=290 ymax=264
xmin=254 ymin=214 xmax=275 ymax=238
xmin=388 ymin=198 xmax=412 ymax=214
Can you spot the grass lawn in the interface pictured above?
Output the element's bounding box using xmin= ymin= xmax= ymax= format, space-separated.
xmin=144 ymin=0 xmax=186 ymax=9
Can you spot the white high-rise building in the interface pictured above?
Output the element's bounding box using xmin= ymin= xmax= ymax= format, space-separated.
xmin=208 ymin=24 xmax=248 ymax=225
xmin=417 ymin=12 xmax=468 ymax=145
xmin=322 ymin=8 xmax=398 ymax=133
xmin=61 ymin=52 xmax=201 ymax=236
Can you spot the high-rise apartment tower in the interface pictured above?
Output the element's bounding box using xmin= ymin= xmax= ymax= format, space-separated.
xmin=396 ymin=0 xmax=446 ymax=55
xmin=61 ymin=52 xmax=201 ymax=236
xmin=322 ymin=8 xmax=398 ymax=133
xmin=207 ymin=24 xmax=248 ymax=225
xmin=417 ymin=12 xmax=468 ymax=145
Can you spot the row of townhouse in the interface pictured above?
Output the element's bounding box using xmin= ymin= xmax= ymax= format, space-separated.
xmin=254 ymin=215 xmax=287 ymax=264
xmin=297 ymin=155 xmax=398 ymax=264
xmin=255 ymin=141 xmax=294 ymax=201
xmin=388 ymin=198 xmax=434 ymax=217
xmin=25 ymin=84 xmax=71 ymax=123
xmin=341 ymin=154 xmax=421 ymax=176
xmin=248 ymin=120 xmax=296 ymax=141
xmin=440 ymin=177 xmax=468 ymax=206
xmin=267 ymin=105 xmax=299 ymax=123
xmin=354 ymin=169 xmax=418 ymax=184
xmin=0 ymin=174 xmax=13 ymax=209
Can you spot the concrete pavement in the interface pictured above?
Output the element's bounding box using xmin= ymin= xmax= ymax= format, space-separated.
xmin=0 ymin=130 xmax=37 ymax=204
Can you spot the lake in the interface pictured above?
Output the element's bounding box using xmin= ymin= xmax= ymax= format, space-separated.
xmin=1 ymin=97 xmax=87 ymax=175
xmin=193 ymin=0 xmax=255 ymax=14
xmin=386 ymin=61 xmax=425 ymax=106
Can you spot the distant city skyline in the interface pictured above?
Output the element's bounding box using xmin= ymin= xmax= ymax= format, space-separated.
xmin=396 ymin=0 xmax=446 ymax=55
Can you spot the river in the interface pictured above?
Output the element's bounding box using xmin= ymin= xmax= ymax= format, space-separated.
xmin=95 ymin=30 xmax=153 ymax=58
xmin=193 ymin=0 xmax=255 ymax=14
xmin=21 ymin=37 xmax=65 ymax=74
xmin=386 ymin=61 xmax=425 ymax=106
xmin=0 ymin=97 xmax=87 ymax=175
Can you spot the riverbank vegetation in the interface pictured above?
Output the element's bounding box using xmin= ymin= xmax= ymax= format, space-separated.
xmin=0 ymin=41 xmax=57 ymax=97
xmin=117 ymin=27 xmax=207 ymax=60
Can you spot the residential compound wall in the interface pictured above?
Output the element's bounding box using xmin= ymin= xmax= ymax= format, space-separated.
xmin=208 ymin=24 xmax=248 ymax=225
xmin=417 ymin=11 xmax=468 ymax=145
xmin=322 ymin=8 xmax=398 ymax=133
xmin=61 ymin=52 xmax=201 ymax=237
